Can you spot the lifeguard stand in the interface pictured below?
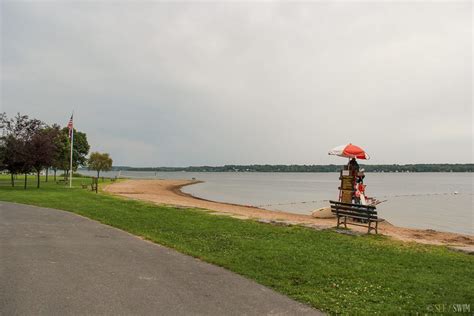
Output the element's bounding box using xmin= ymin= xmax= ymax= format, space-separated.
xmin=338 ymin=166 xmax=356 ymax=203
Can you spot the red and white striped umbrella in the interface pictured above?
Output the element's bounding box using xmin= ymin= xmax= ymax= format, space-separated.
xmin=328 ymin=143 xmax=370 ymax=160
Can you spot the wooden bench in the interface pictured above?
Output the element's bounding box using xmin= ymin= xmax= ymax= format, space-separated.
xmin=90 ymin=178 xmax=99 ymax=193
xmin=330 ymin=200 xmax=383 ymax=234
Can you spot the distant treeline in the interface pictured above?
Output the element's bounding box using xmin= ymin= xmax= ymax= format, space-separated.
xmin=109 ymin=164 xmax=473 ymax=173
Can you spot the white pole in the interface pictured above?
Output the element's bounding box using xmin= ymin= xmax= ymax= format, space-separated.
xmin=69 ymin=117 xmax=74 ymax=188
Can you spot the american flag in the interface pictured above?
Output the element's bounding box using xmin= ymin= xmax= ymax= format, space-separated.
xmin=67 ymin=114 xmax=73 ymax=138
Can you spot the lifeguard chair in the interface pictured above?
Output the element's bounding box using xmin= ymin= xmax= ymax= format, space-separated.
xmin=329 ymin=143 xmax=367 ymax=203
xmin=338 ymin=165 xmax=356 ymax=203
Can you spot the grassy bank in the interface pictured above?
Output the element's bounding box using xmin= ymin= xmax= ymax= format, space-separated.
xmin=1 ymin=176 xmax=473 ymax=314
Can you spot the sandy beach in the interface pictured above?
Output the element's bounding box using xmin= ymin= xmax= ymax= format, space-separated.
xmin=104 ymin=179 xmax=473 ymax=248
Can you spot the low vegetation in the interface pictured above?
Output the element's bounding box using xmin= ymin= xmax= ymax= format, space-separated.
xmin=1 ymin=175 xmax=472 ymax=314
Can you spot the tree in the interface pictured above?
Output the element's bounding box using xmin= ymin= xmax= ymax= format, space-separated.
xmin=0 ymin=113 xmax=43 ymax=188
xmin=88 ymin=152 xmax=113 ymax=179
xmin=0 ymin=142 xmax=5 ymax=172
xmin=2 ymin=135 xmax=26 ymax=187
xmin=48 ymin=124 xmax=69 ymax=182
xmin=60 ymin=127 xmax=90 ymax=179
xmin=28 ymin=128 xmax=57 ymax=188
xmin=0 ymin=113 xmax=6 ymax=171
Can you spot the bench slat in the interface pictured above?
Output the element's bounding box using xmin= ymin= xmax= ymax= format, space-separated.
xmin=334 ymin=211 xmax=378 ymax=220
xmin=332 ymin=210 xmax=379 ymax=219
xmin=330 ymin=205 xmax=377 ymax=214
xmin=329 ymin=200 xmax=376 ymax=209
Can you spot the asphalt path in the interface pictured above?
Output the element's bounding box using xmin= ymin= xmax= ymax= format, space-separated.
xmin=0 ymin=202 xmax=321 ymax=315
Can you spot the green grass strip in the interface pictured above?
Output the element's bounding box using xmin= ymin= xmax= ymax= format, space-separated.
xmin=0 ymin=176 xmax=473 ymax=314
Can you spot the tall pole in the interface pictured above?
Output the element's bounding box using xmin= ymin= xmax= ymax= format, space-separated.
xmin=69 ymin=114 xmax=74 ymax=188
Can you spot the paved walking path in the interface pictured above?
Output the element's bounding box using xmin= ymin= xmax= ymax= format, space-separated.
xmin=0 ymin=202 xmax=321 ymax=315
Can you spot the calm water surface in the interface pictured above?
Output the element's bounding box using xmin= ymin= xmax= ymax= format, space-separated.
xmin=84 ymin=171 xmax=473 ymax=235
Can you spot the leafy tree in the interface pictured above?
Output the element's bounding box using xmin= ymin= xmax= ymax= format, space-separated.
xmin=1 ymin=113 xmax=43 ymax=139
xmin=2 ymin=135 xmax=26 ymax=187
xmin=88 ymin=152 xmax=113 ymax=179
xmin=88 ymin=152 xmax=112 ymax=193
xmin=60 ymin=127 xmax=90 ymax=179
xmin=28 ymin=128 xmax=57 ymax=188
xmin=0 ymin=113 xmax=43 ymax=188
xmin=47 ymin=124 xmax=69 ymax=181
xmin=0 ymin=145 xmax=5 ymax=171
xmin=0 ymin=113 xmax=6 ymax=171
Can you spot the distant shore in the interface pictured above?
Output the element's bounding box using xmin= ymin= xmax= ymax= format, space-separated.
xmin=104 ymin=179 xmax=473 ymax=248
xmin=95 ymin=163 xmax=474 ymax=173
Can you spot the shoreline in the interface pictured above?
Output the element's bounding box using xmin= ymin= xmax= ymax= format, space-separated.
xmin=170 ymin=181 xmax=273 ymax=211
xmin=104 ymin=179 xmax=474 ymax=248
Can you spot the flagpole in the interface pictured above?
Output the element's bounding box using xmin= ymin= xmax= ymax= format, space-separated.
xmin=69 ymin=112 xmax=74 ymax=188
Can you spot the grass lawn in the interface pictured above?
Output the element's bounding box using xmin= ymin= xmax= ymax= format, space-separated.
xmin=1 ymin=175 xmax=473 ymax=314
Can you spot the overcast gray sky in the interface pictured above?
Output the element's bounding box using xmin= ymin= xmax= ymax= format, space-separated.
xmin=1 ymin=1 xmax=472 ymax=166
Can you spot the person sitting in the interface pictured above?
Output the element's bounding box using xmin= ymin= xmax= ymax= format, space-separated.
xmin=348 ymin=158 xmax=359 ymax=176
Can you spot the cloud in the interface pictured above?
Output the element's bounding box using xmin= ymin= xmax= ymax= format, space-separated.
xmin=1 ymin=1 xmax=472 ymax=166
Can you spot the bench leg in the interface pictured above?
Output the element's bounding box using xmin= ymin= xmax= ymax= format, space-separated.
xmin=375 ymin=221 xmax=378 ymax=234
xmin=344 ymin=216 xmax=347 ymax=229
xmin=367 ymin=221 xmax=371 ymax=234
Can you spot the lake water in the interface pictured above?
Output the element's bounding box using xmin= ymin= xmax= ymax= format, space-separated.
xmin=82 ymin=171 xmax=473 ymax=235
